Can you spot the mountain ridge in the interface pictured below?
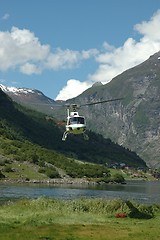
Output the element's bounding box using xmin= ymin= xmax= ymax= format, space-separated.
xmin=0 ymin=84 xmax=56 ymax=105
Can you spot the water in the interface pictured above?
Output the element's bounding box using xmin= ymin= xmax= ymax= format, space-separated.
xmin=0 ymin=180 xmax=160 ymax=204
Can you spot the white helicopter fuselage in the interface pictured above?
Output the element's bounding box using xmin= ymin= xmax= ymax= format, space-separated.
xmin=62 ymin=111 xmax=87 ymax=141
xmin=66 ymin=112 xmax=86 ymax=134
xmin=66 ymin=123 xmax=86 ymax=135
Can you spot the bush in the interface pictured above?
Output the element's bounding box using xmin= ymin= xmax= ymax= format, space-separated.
xmin=112 ymin=173 xmax=125 ymax=183
xmin=125 ymin=200 xmax=154 ymax=219
xmin=38 ymin=161 xmax=45 ymax=167
xmin=3 ymin=166 xmax=13 ymax=173
xmin=38 ymin=167 xmax=46 ymax=173
xmin=0 ymin=160 xmax=6 ymax=166
xmin=0 ymin=170 xmax=5 ymax=178
xmin=45 ymin=168 xmax=60 ymax=178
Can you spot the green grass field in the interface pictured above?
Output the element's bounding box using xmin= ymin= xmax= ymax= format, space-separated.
xmin=0 ymin=197 xmax=160 ymax=240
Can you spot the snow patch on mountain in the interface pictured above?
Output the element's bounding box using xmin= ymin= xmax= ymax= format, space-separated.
xmin=0 ymin=84 xmax=38 ymax=95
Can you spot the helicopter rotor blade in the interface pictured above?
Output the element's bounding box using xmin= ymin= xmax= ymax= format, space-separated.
xmin=25 ymin=98 xmax=123 ymax=109
xmin=80 ymin=97 xmax=123 ymax=107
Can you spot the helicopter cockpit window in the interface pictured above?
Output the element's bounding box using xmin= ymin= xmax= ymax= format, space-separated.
xmin=69 ymin=117 xmax=85 ymax=125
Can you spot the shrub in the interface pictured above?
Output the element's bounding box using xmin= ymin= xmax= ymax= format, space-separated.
xmin=125 ymin=200 xmax=154 ymax=219
xmin=0 ymin=170 xmax=5 ymax=178
xmin=45 ymin=168 xmax=60 ymax=178
xmin=38 ymin=167 xmax=46 ymax=173
xmin=3 ymin=166 xmax=13 ymax=173
xmin=112 ymin=173 xmax=125 ymax=183
xmin=0 ymin=160 xmax=6 ymax=166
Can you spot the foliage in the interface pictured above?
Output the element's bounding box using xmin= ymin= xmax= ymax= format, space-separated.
xmin=96 ymin=172 xmax=125 ymax=184
xmin=0 ymin=89 xmax=146 ymax=169
xmin=0 ymin=170 xmax=5 ymax=178
xmin=125 ymin=200 xmax=154 ymax=219
xmin=0 ymin=198 xmax=160 ymax=240
xmin=0 ymin=197 xmax=158 ymax=220
xmin=45 ymin=167 xmax=61 ymax=178
xmin=111 ymin=173 xmax=125 ymax=183
xmin=0 ymin=89 xmax=148 ymax=181
xmin=3 ymin=165 xmax=13 ymax=173
xmin=0 ymin=137 xmax=112 ymax=179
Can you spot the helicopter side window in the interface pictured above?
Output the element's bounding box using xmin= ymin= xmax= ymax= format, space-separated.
xmin=78 ymin=117 xmax=85 ymax=124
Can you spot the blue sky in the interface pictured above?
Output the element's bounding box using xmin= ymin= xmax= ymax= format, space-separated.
xmin=0 ymin=0 xmax=160 ymax=100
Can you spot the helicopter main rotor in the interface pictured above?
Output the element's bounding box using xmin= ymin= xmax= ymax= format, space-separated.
xmin=64 ymin=97 xmax=123 ymax=112
xmin=29 ymin=97 xmax=123 ymax=110
xmin=80 ymin=97 xmax=123 ymax=106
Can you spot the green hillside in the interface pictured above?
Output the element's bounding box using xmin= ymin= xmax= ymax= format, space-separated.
xmin=70 ymin=52 xmax=160 ymax=168
xmin=0 ymin=90 xmax=147 ymax=181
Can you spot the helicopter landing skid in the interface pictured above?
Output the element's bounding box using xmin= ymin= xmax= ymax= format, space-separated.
xmin=62 ymin=131 xmax=68 ymax=141
xmin=83 ymin=133 xmax=89 ymax=140
xmin=62 ymin=131 xmax=89 ymax=141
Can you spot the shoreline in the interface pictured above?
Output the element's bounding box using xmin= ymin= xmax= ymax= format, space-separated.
xmin=0 ymin=178 xmax=99 ymax=185
xmin=0 ymin=177 xmax=128 ymax=185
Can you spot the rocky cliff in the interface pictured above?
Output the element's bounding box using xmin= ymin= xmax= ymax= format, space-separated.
xmin=71 ymin=51 xmax=160 ymax=168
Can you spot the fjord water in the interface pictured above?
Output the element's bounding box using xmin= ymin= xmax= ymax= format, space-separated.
xmin=0 ymin=180 xmax=160 ymax=204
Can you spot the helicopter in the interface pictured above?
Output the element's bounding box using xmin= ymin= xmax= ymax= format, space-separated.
xmin=62 ymin=103 xmax=88 ymax=141
xmin=61 ymin=98 xmax=123 ymax=141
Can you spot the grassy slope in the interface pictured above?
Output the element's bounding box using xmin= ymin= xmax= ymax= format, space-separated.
xmin=0 ymin=89 xmax=147 ymax=169
xmin=1 ymin=161 xmax=47 ymax=180
xmin=0 ymin=198 xmax=160 ymax=240
xmin=0 ymin=89 xmax=149 ymax=182
xmin=1 ymin=161 xmax=155 ymax=182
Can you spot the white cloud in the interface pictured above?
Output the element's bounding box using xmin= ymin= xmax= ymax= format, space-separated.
xmin=0 ymin=27 xmax=98 ymax=74
xmin=0 ymin=27 xmax=50 ymax=72
xmin=55 ymin=9 xmax=160 ymax=100
xmin=1 ymin=13 xmax=10 ymax=20
xmin=134 ymin=9 xmax=160 ymax=41
xmin=45 ymin=48 xmax=98 ymax=70
xmin=89 ymin=9 xmax=160 ymax=84
xmin=0 ymin=79 xmax=6 ymax=83
xmin=102 ymin=41 xmax=115 ymax=51
xmin=81 ymin=49 xmax=99 ymax=59
xmin=55 ymin=79 xmax=92 ymax=100
xmin=20 ymin=63 xmax=41 ymax=75
xmin=45 ymin=48 xmax=81 ymax=70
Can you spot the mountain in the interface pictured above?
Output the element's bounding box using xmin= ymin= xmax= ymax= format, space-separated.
xmin=2 ymin=50 xmax=160 ymax=168
xmin=0 ymin=84 xmax=60 ymax=116
xmin=0 ymin=89 xmax=146 ymax=171
xmin=0 ymin=84 xmax=55 ymax=104
xmin=68 ymin=51 xmax=160 ymax=168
